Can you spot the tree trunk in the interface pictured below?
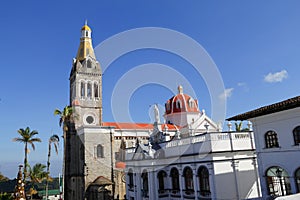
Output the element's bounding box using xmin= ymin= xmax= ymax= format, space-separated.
xmin=46 ymin=143 xmax=51 ymax=200
xmin=24 ymin=142 xmax=28 ymax=182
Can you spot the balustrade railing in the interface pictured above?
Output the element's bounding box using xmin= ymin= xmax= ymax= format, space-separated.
xmin=125 ymin=131 xmax=255 ymax=156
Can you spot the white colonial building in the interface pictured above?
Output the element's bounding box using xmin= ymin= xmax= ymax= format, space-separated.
xmin=228 ymin=96 xmax=300 ymax=199
xmin=125 ymin=88 xmax=261 ymax=200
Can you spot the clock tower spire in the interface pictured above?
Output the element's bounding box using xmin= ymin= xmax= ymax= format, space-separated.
xmin=70 ymin=22 xmax=102 ymax=127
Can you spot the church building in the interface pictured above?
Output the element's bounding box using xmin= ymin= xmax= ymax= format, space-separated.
xmin=125 ymin=87 xmax=261 ymax=200
xmin=65 ymin=23 xmax=262 ymax=200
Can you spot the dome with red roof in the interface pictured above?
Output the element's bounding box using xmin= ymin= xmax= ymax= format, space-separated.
xmin=165 ymin=85 xmax=200 ymax=115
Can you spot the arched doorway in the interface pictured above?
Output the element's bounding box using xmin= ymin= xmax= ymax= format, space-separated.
xmin=294 ymin=167 xmax=300 ymax=192
xmin=266 ymin=166 xmax=291 ymax=197
xmin=85 ymin=176 xmax=113 ymax=200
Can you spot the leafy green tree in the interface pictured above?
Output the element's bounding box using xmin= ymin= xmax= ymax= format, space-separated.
xmin=0 ymin=172 xmax=9 ymax=182
xmin=45 ymin=134 xmax=59 ymax=199
xmin=12 ymin=127 xmax=41 ymax=181
xmin=28 ymin=163 xmax=48 ymax=200
xmin=0 ymin=193 xmax=13 ymax=200
xmin=235 ymin=122 xmax=243 ymax=132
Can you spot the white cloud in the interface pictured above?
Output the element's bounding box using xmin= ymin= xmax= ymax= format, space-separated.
xmin=237 ymin=82 xmax=246 ymax=87
xmin=264 ymin=70 xmax=288 ymax=83
xmin=219 ymin=88 xmax=234 ymax=100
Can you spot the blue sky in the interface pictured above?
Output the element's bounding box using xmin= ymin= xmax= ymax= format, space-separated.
xmin=1 ymin=1 xmax=300 ymax=178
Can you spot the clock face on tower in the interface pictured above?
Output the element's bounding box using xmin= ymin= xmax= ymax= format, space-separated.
xmin=86 ymin=115 xmax=94 ymax=124
xmin=83 ymin=113 xmax=97 ymax=125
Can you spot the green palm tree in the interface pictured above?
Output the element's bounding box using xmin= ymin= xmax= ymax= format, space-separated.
xmin=235 ymin=122 xmax=243 ymax=132
xmin=54 ymin=106 xmax=73 ymax=198
xmin=45 ymin=134 xmax=59 ymax=199
xmin=28 ymin=163 xmax=48 ymax=200
xmin=54 ymin=106 xmax=73 ymax=132
xmin=12 ymin=127 xmax=41 ymax=181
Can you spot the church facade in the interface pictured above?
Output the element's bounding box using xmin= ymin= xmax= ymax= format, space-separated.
xmin=125 ymin=87 xmax=262 ymax=200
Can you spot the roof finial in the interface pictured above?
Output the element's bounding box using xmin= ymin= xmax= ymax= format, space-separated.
xmin=178 ymin=85 xmax=183 ymax=94
xmin=85 ymin=19 xmax=88 ymax=26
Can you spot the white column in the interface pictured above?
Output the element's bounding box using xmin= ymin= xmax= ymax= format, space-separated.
xmin=178 ymin=166 xmax=184 ymax=200
xmin=231 ymin=160 xmax=240 ymax=200
xmin=165 ymin=168 xmax=171 ymax=197
xmin=207 ymin=163 xmax=216 ymax=199
xmin=85 ymin=82 xmax=87 ymax=98
xmin=252 ymin=158 xmax=261 ymax=197
xmin=192 ymin=164 xmax=198 ymax=200
xmin=148 ymin=167 xmax=157 ymax=200
xmin=91 ymin=82 xmax=94 ymax=99
xmin=135 ymin=170 xmax=142 ymax=200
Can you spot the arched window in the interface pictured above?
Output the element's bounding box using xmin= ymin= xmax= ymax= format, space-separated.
xmin=87 ymin=83 xmax=92 ymax=98
xmin=128 ymin=169 xmax=134 ymax=190
xmin=188 ymin=98 xmax=194 ymax=108
xmin=266 ymin=166 xmax=291 ymax=197
xmin=265 ymin=131 xmax=279 ymax=148
xmin=176 ymin=100 xmax=181 ymax=109
xmin=141 ymin=170 xmax=148 ymax=197
xmin=81 ymin=82 xmax=85 ymax=97
xmin=170 ymin=168 xmax=180 ymax=192
xmin=293 ymin=126 xmax=300 ymax=145
xmin=94 ymin=83 xmax=99 ymax=98
xmin=157 ymin=171 xmax=167 ymax=193
xmin=165 ymin=103 xmax=170 ymax=111
xmin=72 ymin=84 xmax=76 ymax=98
xmin=183 ymin=167 xmax=194 ymax=194
xmin=97 ymin=144 xmax=104 ymax=158
xmin=87 ymin=60 xmax=92 ymax=68
xmin=198 ymin=166 xmax=210 ymax=197
xmin=295 ymin=168 xmax=300 ymax=192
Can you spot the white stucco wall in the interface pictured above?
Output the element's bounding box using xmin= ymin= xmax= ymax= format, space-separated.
xmin=250 ymin=107 xmax=300 ymax=198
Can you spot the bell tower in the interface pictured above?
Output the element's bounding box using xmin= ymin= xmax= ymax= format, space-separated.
xmin=69 ymin=22 xmax=102 ymax=128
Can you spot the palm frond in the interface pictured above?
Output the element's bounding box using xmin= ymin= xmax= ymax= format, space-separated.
xmin=29 ymin=130 xmax=39 ymax=136
xmin=53 ymin=143 xmax=59 ymax=155
xmin=54 ymin=109 xmax=62 ymax=116
xmin=12 ymin=137 xmax=25 ymax=142
xmin=30 ymin=143 xmax=36 ymax=151
xmin=49 ymin=134 xmax=60 ymax=155
xmin=30 ymin=138 xmax=42 ymax=143
xmin=17 ymin=128 xmax=25 ymax=135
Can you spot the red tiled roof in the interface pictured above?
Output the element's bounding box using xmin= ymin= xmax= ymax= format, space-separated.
xmin=103 ymin=122 xmax=153 ymax=130
xmin=227 ymin=95 xmax=300 ymax=121
xmin=165 ymin=93 xmax=199 ymax=115
xmin=161 ymin=124 xmax=180 ymax=130
xmin=115 ymin=161 xmax=126 ymax=169
xmin=102 ymin=122 xmax=179 ymax=130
